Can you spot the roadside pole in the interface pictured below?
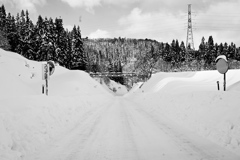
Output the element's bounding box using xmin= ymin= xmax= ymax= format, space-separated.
xmin=215 ymin=55 xmax=228 ymax=91
xmin=42 ymin=63 xmax=49 ymax=95
xmin=224 ymin=73 xmax=226 ymax=91
xmin=42 ymin=61 xmax=55 ymax=95
xmin=46 ymin=77 xmax=48 ymax=95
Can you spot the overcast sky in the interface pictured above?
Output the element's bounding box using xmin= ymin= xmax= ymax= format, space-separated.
xmin=1 ymin=0 xmax=240 ymax=49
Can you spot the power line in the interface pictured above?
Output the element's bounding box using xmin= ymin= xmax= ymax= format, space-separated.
xmin=193 ymin=19 xmax=240 ymax=23
xmin=83 ymin=21 xmax=186 ymax=32
xmin=192 ymin=11 xmax=240 ymax=16
xmin=195 ymin=27 xmax=240 ymax=31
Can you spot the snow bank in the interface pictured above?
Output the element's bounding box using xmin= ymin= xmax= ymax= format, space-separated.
xmin=1 ymin=47 xmax=240 ymax=158
xmin=128 ymin=70 xmax=240 ymax=156
xmin=0 ymin=95 xmax=111 ymax=159
xmin=136 ymin=70 xmax=240 ymax=94
xmin=0 ymin=49 xmax=112 ymax=159
xmin=94 ymin=77 xmax=128 ymax=96
xmin=125 ymin=82 xmax=144 ymax=96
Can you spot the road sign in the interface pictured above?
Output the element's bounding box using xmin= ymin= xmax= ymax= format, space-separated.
xmin=42 ymin=63 xmax=49 ymax=80
xmin=216 ymin=55 xmax=228 ymax=74
xmin=215 ymin=55 xmax=228 ymax=91
xmin=47 ymin=61 xmax=55 ymax=76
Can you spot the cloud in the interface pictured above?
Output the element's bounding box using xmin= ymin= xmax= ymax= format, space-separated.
xmin=60 ymin=0 xmax=139 ymax=13
xmin=116 ymin=8 xmax=186 ymax=43
xmin=116 ymin=0 xmax=240 ymax=48
xmin=0 ymin=0 xmax=46 ymax=14
xmin=63 ymin=24 xmax=74 ymax=31
xmin=139 ymin=0 xmax=238 ymax=13
xmin=193 ymin=0 xmax=240 ymax=46
xmin=62 ymin=0 xmax=240 ymax=15
xmin=102 ymin=0 xmax=139 ymax=6
xmin=88 ymin=29 xmax=111 ymax=39
xmin=60 ymin=0 xmax=101 ymax=13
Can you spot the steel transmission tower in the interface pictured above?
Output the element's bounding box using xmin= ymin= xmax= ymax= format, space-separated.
xmin=186 ymin=4 xmax=195 ymax=51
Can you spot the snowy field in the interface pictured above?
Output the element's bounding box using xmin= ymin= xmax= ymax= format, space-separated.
xmin=0 ymin=48 xmax=240 ymax=160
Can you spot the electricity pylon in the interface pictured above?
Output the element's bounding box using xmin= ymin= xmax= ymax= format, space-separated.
xmin=186 ymin=4 xmax=195 ymax=51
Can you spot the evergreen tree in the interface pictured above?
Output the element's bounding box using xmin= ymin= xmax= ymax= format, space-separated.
xmin=228 ymin=42 xmax=236 ymax=59
xmin=223 ymin=42 xmax=228 ymax=57
xmin=33 ymin=15 xmax=44 ymax=60
xmin=218 ymin=43 xmax=224 ymax=55
xmin=5 ymin=13 xmax=18 ymax=51
xmin=0 ymin=4 xmax=10 ymax=50
xmin=199 ymin=37 xmax=205 ymax=59
xmin=15 ymin=10 xmax=35 ymax=59
xmin=179 ymin=41 xmax=186 ymax=62
xmin=207 ymin=36 xmax=217 ymax=62
xmin=0 ymin=4 xmax=7 ymax=32
xmin=171 ymin=39 xmax=176 ymax=64
xmin=0 ymin=30 xmax=10 ymax=50
xmin=163 ymin=43 xmax=171 ymax=62
xmin=235 ymin=47 xmax=240 ymax=61
xmin=71 ymin=25 xmax=86 ymax=70
xmin=54 ymin=17 xmax=68 ymax=64
xmin=65 ymin=31 xmax=73 ymax=68
xmin=171 ymin=39 xmax=181 ymax=64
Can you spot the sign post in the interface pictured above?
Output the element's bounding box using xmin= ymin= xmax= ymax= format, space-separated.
xmin=224 ymin=73 xmax=226 ymax=91
xmin=47 ymin=61 xmax=55 ymax=76
xmin=215 ymin=55 xmax=228 ymax=91
xmin=42 ymin=61 xmax=55 ymax=95
xmin=42 ymin=63 xmax=49 ymax=95
xmin=217 ymin=81 xmax=219 ymax=90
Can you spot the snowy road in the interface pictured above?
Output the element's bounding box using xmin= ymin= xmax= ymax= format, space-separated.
xmin=26 ymin=97 xmax=239 ymax=160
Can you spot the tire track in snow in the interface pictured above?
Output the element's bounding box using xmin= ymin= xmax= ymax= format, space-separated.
xmin=76 ymin=97 xmax=141 ymax=160
xmin=123 ymin=98 xmax=240 ymax=160
xmin=26 ymin=96 xmax=240 ymax=160
xmin=25 ymin=99 xmax=115 ymax=160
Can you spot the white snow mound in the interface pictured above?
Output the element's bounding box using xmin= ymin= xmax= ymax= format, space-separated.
xmin=0 ymin=49 xmax=112 ymax=159
xmin=128 ymin=69 xmax=240 ymax=156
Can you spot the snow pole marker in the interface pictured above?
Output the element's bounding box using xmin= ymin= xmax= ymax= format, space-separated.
xmin=42 ymin=84 xmax=45 ymax=94
xmin=217 ymin=81 xmax=220 ymax=91
xmin=42 ymin=63 xmax=49 ymax=95
xmin=224 ymin=73 xmax=226 ymax=91
xmin=42 ymin=61 xmax=55 ymax=95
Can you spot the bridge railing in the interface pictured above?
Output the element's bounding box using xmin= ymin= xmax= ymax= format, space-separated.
xmin=89 ymin=72 xmax=147 ymax=78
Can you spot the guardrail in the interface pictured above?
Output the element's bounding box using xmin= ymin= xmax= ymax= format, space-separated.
xmin=89 ymin=72 xmax=147 ymax=78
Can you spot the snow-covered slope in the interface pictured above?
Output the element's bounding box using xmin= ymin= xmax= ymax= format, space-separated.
xmin=1 ymin=48 xmax=240 ymax=159
xmin=94 ymin=77 xmax=128 ymax=96
xmin=127 ymin=70 xmax=240 ymax=156
xmin=0 ymin=49 xmax=112 ymax=159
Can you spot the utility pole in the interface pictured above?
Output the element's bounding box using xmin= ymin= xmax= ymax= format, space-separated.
xmin=186 ymin=4 xmax=195 ymax=51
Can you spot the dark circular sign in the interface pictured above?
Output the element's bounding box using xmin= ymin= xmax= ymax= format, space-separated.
xmin=216 ymin=58 xmax=228 ymax=74
xmin=47 ymin=61 xmax=55 ymax=76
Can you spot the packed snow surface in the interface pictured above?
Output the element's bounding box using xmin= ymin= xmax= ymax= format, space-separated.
xmin=94 ymin=77 xmax=128 ymax=96
xmin=0 ymin=48 xmax=240 ymax=160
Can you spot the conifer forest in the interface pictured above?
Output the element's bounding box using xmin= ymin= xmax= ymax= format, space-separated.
xmin=1 ymin=4 xmax=240 ymax=85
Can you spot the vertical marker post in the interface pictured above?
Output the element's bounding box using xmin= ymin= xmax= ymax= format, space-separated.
xmin=42 ymin=61 xmax=55 ymax=95
xmin=42 ymin=84 xmax=45 ymax=94
xmin=46 ymin=78 xmax=48 ymax=95
xmin=42 ymin=63 xmax=49 ymax=95
xmin=224 ymin=73 xmax=226 ymax=91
